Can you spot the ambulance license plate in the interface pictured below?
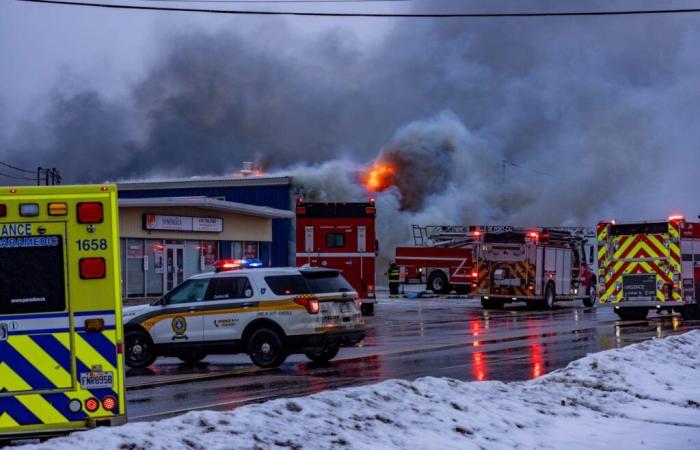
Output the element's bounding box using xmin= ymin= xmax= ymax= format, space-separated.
xmin=80 ymin=371 xmax=114 ymax=389
xmin=0 ymin=323 xmax=7 ymax=341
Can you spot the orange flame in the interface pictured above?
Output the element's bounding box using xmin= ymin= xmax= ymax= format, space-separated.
xmin=364 ymin=163 xmax=395 ymax=192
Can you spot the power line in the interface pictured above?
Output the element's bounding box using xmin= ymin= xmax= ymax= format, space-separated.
xmin=18 ymin=0 xmax=700 ymax=17
xmin=0 ymin=160 xmax=35 ymax=174
xmin=0 ymin=171 xmax=35 ymax=181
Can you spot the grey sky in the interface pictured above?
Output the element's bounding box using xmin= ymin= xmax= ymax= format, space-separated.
xmin=1 ymin=0 xmax=699 ymax=223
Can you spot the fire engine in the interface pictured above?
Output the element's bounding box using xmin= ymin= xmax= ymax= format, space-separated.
xmin=394 ymin=225 xmax=474 ymax=295
xmin=597 ymin=215 xmax=700 ymax=320
xmin=295 ymin=200 xmax=377 ymax=316
xmin=0 ymin=185 xmax=126 ymax=442
xmin=474 ymin=226 xmax=597 ymax=310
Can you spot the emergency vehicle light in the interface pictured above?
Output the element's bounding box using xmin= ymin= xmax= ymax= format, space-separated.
xmin=214 ymin=259 xmax=263 ymax=272
xmin=84 ymin=318 xmax=105 ymax=332
xmin=19 ymin=203 xmax=39 ymax=217
xmin=296 ymin=206 xmax=306 ymax=214
xmin=79 ymin=257 xmax=106 ymax=279
xmin=77 ymin=202 xmax=103 ymax=223
xmin=669 ymin=215 xmax=685 ymax=222
xmin=48 ymin=202 xmax=68 ymax=216
xmin=294 ymin=296 xmax=320 ymax=314
xmin=365 ymin=206 xmax=376 ymax=215
xmin=101 ymin=396 xmax=117 ymax=411
xmin=85 ymin=398 xmax=99 ymax=412
xmin=0 ymin=204 xmax=5 ymax=217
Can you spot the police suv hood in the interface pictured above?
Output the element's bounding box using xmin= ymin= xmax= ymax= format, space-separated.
xmin=122 ymin=304 xmax=156 ymax=322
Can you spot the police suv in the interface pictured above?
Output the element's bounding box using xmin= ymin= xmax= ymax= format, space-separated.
xmin=122 ymin=262 xmax=366 ymax=369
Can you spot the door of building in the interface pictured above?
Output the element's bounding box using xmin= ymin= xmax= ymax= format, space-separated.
xmin=165 ymin=243 xmax=185 ymax=291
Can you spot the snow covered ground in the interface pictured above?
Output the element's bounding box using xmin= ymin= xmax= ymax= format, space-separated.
xmin=22 ymin=331 xmax=700 ymax=450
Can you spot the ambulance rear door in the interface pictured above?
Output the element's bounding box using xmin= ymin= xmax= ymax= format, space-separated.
xmin=0 ymin=220 xmax=75 ymax=396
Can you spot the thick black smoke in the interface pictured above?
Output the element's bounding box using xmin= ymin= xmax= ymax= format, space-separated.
xmin=3 ymin=1 xmax=700 ymax=228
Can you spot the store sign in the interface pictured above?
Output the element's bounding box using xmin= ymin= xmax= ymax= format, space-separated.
xmin=193 ymin=217 xmax=223 ymax=232
xmin=143 ymin=214 xmax=223 ymax=233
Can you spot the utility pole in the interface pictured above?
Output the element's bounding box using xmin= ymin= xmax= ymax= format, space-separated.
xmin=36 ymin=167 xmax=62 ymax=185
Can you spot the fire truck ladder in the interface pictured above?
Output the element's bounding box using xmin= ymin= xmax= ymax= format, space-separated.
xmin=412 ymin=225 xmax=474 ymax=248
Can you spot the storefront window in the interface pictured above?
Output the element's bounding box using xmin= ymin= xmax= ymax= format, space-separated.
xmin=184 ymin=241 xmax=200 ymax=280
xmin=201 ymin=241 xmax=219 ymax=272
xmin=232 ymin=241 xmax=243 ymax=259
xmin=125 ymin=239 xmax=144 ymax=297
xmin=145 ymin=240 xmax=164 ymax=297
xmin=244 ymin=241 xmax=259 ymax=259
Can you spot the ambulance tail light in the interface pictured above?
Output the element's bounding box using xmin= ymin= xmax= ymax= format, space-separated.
xmin=296 ymin=206 xmax=306 ymax=215
xmin=365 ymin=206 xmax=376 ymax=215
xmin=0 ymin=204 xmax=5 ymax=217
xmin=101 ymin=396 xmax=117 ymax=412
xmin=77 ymin=202 xmax=103 ymax=223
xmin=79 ymin=257 xmax=106 ymax=279
xmin=85 ymin=398 xmax=99 ymax=412
xmin=367 ymin=284 xmax=375 ymax=298
xmin=116 ymin=342 xmax=124 ymax=354
xmin=294 ymin=296 xmax=320 ymax=314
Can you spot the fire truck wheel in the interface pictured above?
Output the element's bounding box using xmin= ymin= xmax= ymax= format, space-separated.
xmin=125 ymin=329 xmax=157 ymax=369
xmin=361 ymin=303 xmax=375 ymax=316
xmin=615 ymin=308 xmax=648 ymax=321
xmin=543 ymin=283 xmax=556 ymax=310
xmin=248 ymin=328 xmax=288 ymax=368
xmin=305 ymin=344 xmax=340 ymax=363
xmin=428 ymin=271 xmax=450 ymax=294
xmin=583 ymin=283 xmax=597 ymax=308
xmin=481 ymin=297 xmax=504 ymax=310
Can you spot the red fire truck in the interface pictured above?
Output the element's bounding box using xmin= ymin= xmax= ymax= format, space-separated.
xmin=394 ymin=225 xmax=474 ymax=295
xmin=295 ymin=200 xmax=377 ymax=315
xmin=597 ymin=215 xmax=700 ymax=320
xmin=473 ymin=226 xmax=597 ymax=310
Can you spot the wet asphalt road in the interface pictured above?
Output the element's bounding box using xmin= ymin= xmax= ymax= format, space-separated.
xmin=125 ymin=297 xmax=700 ymax=421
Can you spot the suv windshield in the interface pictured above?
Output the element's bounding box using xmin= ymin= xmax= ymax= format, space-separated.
xmin=162 ymin=278 xmax=211 ymax=305
xmin=264 ymin=271 xmax=353 ymax=295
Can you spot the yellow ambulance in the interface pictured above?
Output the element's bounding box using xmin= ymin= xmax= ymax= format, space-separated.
xmin=0 ymin=185 xmax=126 ymax=442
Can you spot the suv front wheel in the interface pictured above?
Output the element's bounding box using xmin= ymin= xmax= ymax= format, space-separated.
xmin=248 ymin=328 xmax=287 ymax=368
xmin=125 ymin=329 xmax=157 ymax=369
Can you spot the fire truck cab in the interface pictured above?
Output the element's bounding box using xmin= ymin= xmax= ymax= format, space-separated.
xmin=295 ymin=200 xmax=377 ymax=316
xmin=597 ymin=216 xmax=700 ymax=320
xmin=474 ymin=226 xmax=597 ymax=310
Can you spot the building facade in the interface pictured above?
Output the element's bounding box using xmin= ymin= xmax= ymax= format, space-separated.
xmin=117 ymin=193 xmax=293 ymax=298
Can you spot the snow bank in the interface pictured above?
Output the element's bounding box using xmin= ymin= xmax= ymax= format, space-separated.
xmin=22 ymin=331 xmax=700 ymax=450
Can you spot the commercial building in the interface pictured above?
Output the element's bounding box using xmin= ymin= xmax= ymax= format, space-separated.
xmin=117 ymin=175 xmax=295 ymax=297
